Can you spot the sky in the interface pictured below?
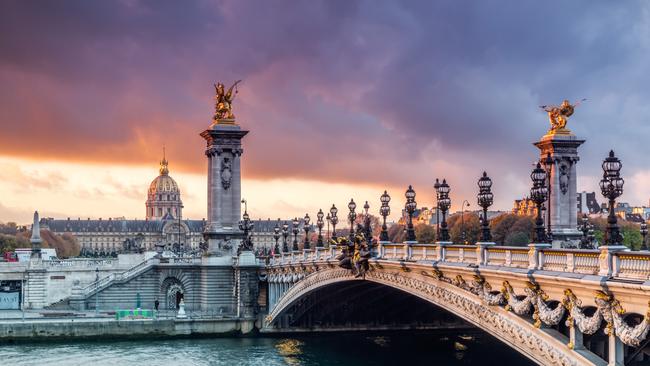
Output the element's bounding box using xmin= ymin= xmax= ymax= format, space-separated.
xmin=1 ymin=1 xmax=650 ymax=224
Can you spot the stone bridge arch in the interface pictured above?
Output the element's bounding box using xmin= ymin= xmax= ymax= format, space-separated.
xmin=267 ymin=267 xmax=601 ymax=366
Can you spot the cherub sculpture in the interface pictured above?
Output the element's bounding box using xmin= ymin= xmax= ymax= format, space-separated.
xmin=214 ymin=80 xmax=242 ymax=120
xmin=540 ymin=99 xmax=586 ymax=133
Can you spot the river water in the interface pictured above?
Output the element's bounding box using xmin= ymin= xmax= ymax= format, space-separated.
xmin=0 ymin=332 xmax=533 ymax=366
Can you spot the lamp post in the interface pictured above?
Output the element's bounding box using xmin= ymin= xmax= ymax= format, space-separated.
xmin=330 ymin=204 xmax=339 ymax=241
xmin=640 ymin=222 xmax=648 ymax=251
xmin=405 ymin=185 xmax=417 ymax=242
xmin=291 ymin=217 xmax=300 ymax=251
xmin=316 ymin=209 xmax=324 ymax=248
xmin=238 ymin=209 xmax=254 ymax=252
xmin=436 ymin=179 xmax=451 ymax=242
xmin=273 ymin=220 xmax=281 ymax=257
xmin=348 ymin=199 xmax=357 ymax=241
xmin=460 ymin=199 xmax=470 ymax=244
xmin=281 ymin=221 xmax=289 ymax=253
xmin=379 ymin=190 xmax=391 ymax=242
xmin=303 ymin=213 xmax=311 ymax=250
xmin=530 ymin=162 xmax=548 ymax=243
xmin=363 ymin=201 xmax=372 ymax=244
xmin=326 ymin=213 xmax=331 ymax=243
xmin=599 ymin=150 xmax=624 ymax=246
xmin=477 ymin=172 xmax=493 ymax=242
xmin=542 ymin=153 xmax=554 ymax=240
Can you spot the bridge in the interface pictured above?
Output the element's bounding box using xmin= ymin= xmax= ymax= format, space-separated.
xmin=265 ymin=242 xmax=650 ymax=366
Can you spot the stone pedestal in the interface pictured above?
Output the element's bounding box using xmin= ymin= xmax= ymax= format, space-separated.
xmin=200 ymin=119 xmax=248 ymax=256
xmin=235 ymin=251 xmax=260 ymax=318
xmin=534 ymin=132 xmax=584 ymax=248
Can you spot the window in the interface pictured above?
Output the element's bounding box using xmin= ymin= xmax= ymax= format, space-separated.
xmin=158 ymin=208 xmax=162 ymax=216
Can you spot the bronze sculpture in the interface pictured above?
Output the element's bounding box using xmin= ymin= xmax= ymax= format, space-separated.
xmin=214 ymin=80 xmax=242 ymax=120
xmin=540 ymin=99 xmax=586 ymax=134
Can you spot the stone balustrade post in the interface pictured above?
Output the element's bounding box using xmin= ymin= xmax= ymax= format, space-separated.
xmin=528 ymin=243 xmax=551 ymax=270
xmin=475 ymin=242 xmax=495 ymax=266
xmin=435 ymin=241 xmax=451 ymax=262
xmin=598 ymin=245 xmax=628 ymax=277
xmin=566 ymin=252 xmax=575 ymax=273
xmin=377 ymin=241 xmax=388 ymax=259
xmin=403 ymin=241 xmax=416 ymax=261
xmin=329 ymin=245 xmax=337 ymax=260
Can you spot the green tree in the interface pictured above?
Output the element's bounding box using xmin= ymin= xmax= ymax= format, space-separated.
xmin=415 ymin=224 xmax=436 ymax=243
xmin=505 ymin=232 xmax=529 ymax=246
xmin=448 ymin=213 xmax=480 ymax=244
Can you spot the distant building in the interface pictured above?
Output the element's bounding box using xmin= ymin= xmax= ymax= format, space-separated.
xmin=577 ymin=191 xmax=601 ymax=214
xmin=43 ymin=156 xmax=205 ymax=256
xmin=512 ymin=197 xmax=537 ymax=216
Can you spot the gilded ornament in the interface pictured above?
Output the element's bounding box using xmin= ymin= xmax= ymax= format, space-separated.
xmin=539 ymin=99 xmax=586 ymax=135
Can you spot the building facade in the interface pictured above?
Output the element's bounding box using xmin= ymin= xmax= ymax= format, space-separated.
xmin=43 ymin=157 xmax=204 ymax=256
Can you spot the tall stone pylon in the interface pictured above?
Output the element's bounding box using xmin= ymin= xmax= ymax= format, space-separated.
xmin=200 ymin=82 xmax=248 ymax=257
xmin=534 ymin=100 xmax=585 ymax=248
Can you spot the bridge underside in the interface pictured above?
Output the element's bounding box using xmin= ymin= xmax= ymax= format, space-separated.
xmin=269 ymin=281 xmax=474 ymax=332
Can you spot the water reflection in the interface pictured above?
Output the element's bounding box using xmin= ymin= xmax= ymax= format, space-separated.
xmin=0 ymin=332 xmax=533 ymax=366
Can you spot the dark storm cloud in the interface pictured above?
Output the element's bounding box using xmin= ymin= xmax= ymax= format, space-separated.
xmin=1 ymin=0 xmax=650 ymax=208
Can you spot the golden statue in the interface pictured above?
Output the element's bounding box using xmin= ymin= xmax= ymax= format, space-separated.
xmin=213 ymin=80 xmax=242 ymax=120
xmin=540 ymin=98 xmax=586 ymax=134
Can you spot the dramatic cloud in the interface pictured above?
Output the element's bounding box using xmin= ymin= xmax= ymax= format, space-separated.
xmin=1 ymin=0 xmax=650 ymax=220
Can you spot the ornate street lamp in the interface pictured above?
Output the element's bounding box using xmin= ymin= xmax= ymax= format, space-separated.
xmin=273 ymin=220 xmax=281 ymax=256
xmin=434 ymin=179 xmax=441 ymax=239
xmin=640 ymin=222 xmax=648 ymax=251
xmin=292 ymin=217 xmax=300 ymax=251
xmin=330 ymin=204 xmax=339 ymax=240
xmin=316 ymin=209 xmax=325 ymax=248
xmin=281 ymin=221 xmax=289 ymax=253
xmin=363 ymin=201 xmax=372 ymax=243
xmin=238 ymin=209 xmax=254 ymax=252
xmin=303 ymin=213 xmax=311 ymax=250
xmin=405 ymin=185 xmax=417 ymax=241
xmin=477 ymin=171 xmax=493 ymax=242
xmin=599 ymin=150 xmax=624 ymax=246
xmin=530 ymin=162 xmax=548 ymax=243
xmin=542 ymin=153 xmax=554 ymax=240
xmin=348 ymin=199 xmax=357 ymax=241
xmin=325 ymin=213 xmax=331 ymax=243
xmin=379 ymin=190 xmax=391 ymax=242
xmin=436 ymin=179 xmax=451 ymax=242
xmin=460 ymin=200 xmax=470 ymax=244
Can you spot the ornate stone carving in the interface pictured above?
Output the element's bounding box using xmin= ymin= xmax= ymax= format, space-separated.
xmin=221 ymin=158 xmax=232 ymax=190
xmin=559 ymin=161 xmax=570 ymax=195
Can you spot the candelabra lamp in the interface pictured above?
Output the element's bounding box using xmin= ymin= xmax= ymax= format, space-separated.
xmin=273 ymin=221 xmax=281 ymax=256
xmin=599 ymin=150 xmax=624 ymax=246
xmin=436 ymin=179 xmax=451 ymax=242
xmin=330 ymin=204 xmax=339 ymax=240
xmin=291 ymin=217 xmax=300 ymax=251
xmin=379 ymin=190 xmax=391 ymax=242
xmin=405 ymin=185 xmax=417 ymax=242
xmin=281 ymin=221 xmax=289 ymax=253
xmin=238 ymin=210 xmax=254 ymax=252
xmin=303 ymin=213 xmax=311 ymax=250
xmin=530 ymin=163 xmax=548 ymax=243
xmin=316 ymin=209 xmax=325 ymax=248
xmin=477 ymin=172 xmax=493 ymax=242
xmin=348 ymin=199 xmax=357 ymax=241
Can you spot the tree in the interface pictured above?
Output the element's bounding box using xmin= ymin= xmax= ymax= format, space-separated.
xmin=387 ymin=224 xmax=405 ymax=243
xmin=0 ymin=222 xmax=18 ymax=235
xmin=505 ymin=232 xmax=529 ymax=246
xmin=489 ymin=214 xmax=534 ymax=246
xmin=0 ymin=233 xmax=30 ymax=254
xmin=447 ymin=213 xmax=480 ymax=244
xmin=415 ymin=224 xmax=436 ymax=243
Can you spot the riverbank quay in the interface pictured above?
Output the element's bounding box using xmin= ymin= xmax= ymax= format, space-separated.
xmin=0 ymin=310 xmax=259 ymax=342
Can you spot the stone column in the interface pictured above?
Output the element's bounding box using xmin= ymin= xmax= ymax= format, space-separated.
xmin=534 ymin=132 xmax=584 ymax=248
xmin=200 ymin=119 xmax=248 ymax=258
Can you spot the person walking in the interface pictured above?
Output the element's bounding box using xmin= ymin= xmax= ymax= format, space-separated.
xmin=154 ymin=298 xmax=159 ymax=311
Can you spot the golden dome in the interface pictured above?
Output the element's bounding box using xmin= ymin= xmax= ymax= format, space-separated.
xmin=148 ymin=158 xmax=180 ymax=196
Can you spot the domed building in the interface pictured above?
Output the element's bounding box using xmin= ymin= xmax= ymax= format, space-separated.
xmin=146 ymin=155 xmax=183 ymax=220
xmin=42 ymin=154 xmax=206 ymax=257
